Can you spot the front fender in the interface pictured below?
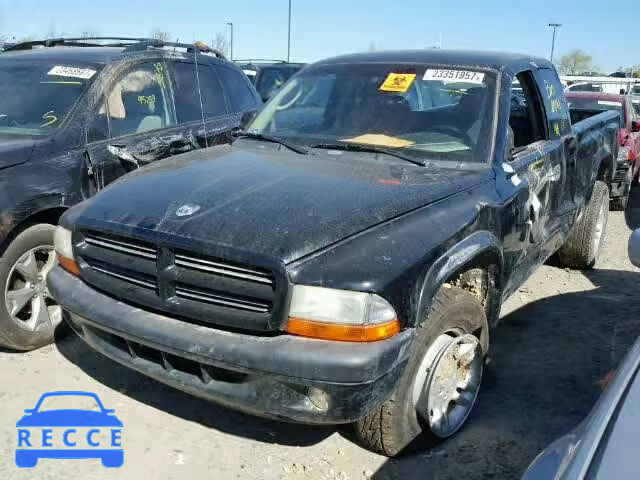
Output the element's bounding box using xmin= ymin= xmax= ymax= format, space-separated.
xmin=416 ymin=231 xmax=504 ymax=329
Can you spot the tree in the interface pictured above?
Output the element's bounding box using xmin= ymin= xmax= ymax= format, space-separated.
xmin=556 ymin=50 xmax=595 ymax=75
xmin=210 ymin=32 xmax=229 ymax=56
xmin=80 ymin=30 xmax=99 ymax=38
xmin=150 ymin=29 xmax=170 ymax=42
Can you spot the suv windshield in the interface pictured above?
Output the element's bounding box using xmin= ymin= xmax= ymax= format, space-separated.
xmin=254 ymin=65 xmax=303 ymax=100
xmin=0 ymin=59 xmax=101 ymax=135
xmin=248 ymin=63 xmax=497 ymax=164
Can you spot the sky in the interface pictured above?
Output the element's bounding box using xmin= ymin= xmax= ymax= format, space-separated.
xmin=0 ymin=0 xmax=634 ymax=72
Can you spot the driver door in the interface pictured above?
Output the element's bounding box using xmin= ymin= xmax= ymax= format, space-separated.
xmin=84 ymin=60 xmax=178 ymax=191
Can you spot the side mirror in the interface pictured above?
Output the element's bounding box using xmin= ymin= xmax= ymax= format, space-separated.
xmin=240 ymin=110 xmax=258 ymax=130
xmin=629 ymin=229 xmax=640 ymax=267
xmin=104 ymin=409 xmax=115 ymax=415
xmin=632 ymin=121 xmax=640 ymax=133
xmin=23 ymin=409 xmax=34 ymax=414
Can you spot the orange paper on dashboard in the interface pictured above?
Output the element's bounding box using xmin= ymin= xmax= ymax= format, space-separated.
xmin=343 ymin=134 xmax=415 ymax=148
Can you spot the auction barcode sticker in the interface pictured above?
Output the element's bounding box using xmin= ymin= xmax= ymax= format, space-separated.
xmin=47 ymin=66 xmax=97 ymax=80
xmin=424 ymin=69 xmax=485 ymax=84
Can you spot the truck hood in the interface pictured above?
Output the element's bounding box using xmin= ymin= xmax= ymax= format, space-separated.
xmin=0 ymin=135 xmax=36 ymax=170
xmin=74 ymin=143 xmax=491 ymax=263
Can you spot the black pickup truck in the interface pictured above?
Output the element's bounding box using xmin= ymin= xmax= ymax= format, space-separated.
xmin=49 ymin=50 xmax=619 ymax=456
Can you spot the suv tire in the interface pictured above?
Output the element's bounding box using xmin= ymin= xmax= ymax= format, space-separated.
xmin=355 ymin=286 xmax=486 ymax=457
xmin=0 ymin=224 xmax=63 ymax=350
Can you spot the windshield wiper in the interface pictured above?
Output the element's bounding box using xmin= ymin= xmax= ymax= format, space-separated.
xmin=233 ymin=132 xmax=309 ymax=155
xmin=310 ymin=143 xmax=426 ymax=167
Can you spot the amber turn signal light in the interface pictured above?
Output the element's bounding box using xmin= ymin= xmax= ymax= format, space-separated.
xmin=57 ymin=254 xmax=81 ymax=277
xmin=285 ymin=317 xmax=400 ymax=342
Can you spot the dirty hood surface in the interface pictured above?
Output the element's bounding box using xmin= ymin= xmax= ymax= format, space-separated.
xmin=0 ymin=135 xmax=36 ymax=170
xmin=75 ymin=143 xmax=491 ymax=263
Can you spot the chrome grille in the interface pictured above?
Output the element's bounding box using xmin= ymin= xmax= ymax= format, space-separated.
xmin=85 ymin=234 xmax=157 ymax=260
xmin=76 ymin=230 xmax=279 ymax=331
xmin=174 ymin=252 xmax=274 ymax=285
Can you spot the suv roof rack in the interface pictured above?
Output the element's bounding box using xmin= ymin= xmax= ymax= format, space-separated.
xmin=4 ymin=37 xmax=225 ymax=59
xmin=235 ymin=59 xmax=290 ymax=65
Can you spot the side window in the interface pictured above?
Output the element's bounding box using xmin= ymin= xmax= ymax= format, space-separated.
xmin=216 ymin=66 xmax=257 ymax=113
xmin=535 ymin=68 xmax=571 ymax=139
xmin=99 ymin=62 xmax=174 ymax=139
xmin=171 ymin=62 xmax=227 ymax=123
xmin=509 ymin=71 xmax=547 ymax=150
xmin=87 ymin=102 xmax=110 ymax=142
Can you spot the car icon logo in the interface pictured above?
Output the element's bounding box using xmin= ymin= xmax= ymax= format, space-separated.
xmin=175 ymin=204 xmax=200 ymax=217
xmin=16 ymin=391 xmax=123 ymax=468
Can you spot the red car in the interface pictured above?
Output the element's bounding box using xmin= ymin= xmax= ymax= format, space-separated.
xmin=567 ymin=92 xmax=640 ymax=209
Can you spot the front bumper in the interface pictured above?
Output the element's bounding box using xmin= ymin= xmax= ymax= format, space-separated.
xmin=49 ymin=267 xmax=414 ymax=424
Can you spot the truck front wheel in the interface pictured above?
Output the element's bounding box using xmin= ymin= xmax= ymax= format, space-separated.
xmin=355 ymin=286 xmax=486 ymax=457
xmin=557 ymin=180 xmax=609 ymax=269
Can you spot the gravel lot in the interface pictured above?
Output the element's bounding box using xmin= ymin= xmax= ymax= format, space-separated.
xmin=1 ymin=191 xmax=639 ymax=480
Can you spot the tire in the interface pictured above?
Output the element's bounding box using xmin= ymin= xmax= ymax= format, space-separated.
xmin=0 ymin=224 xmax=63 ymax=350
xmin=355 ymin=286 xmax=487 ymax=457
xmin=557 ymin=181 xmax=609 ymax=269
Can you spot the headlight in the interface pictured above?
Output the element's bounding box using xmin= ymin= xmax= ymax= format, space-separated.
xmin=54 ymin=226 xmax=80 ymax=276
xmin=285 ymin=285 xmax=399 ymax=342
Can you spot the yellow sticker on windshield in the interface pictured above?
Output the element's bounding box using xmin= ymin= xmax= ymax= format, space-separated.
xmin=379 ymin=73 xmax=416 ymax=93
xmin=343 ymin=134 xmax=415 ymax=148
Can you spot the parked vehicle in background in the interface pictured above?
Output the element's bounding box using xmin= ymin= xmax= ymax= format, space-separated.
xmin=524 ymin=230 xmax=640 ymax=479
xmin=523 ymin=254 xmax=640 ymax=480
xmin=566 ymin=92 xmax=640 ymax=210
xmin=0 ymin=37 xmax=262 ymax=351
xmin=236 ymin=59 xmax=305 ymax=101
xmin=563 ymin=76 xmax=640 ymax=95
xmin=49 ymin=49 xmax=616 ymax=457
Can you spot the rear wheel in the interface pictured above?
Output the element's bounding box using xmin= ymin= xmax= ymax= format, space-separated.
xmin=557 ymin=181 xmax=609 ymax=269
xmin=355 ymin=287 xmax=486 ymax=457
xmin=0 ymin=224 xmax=63 ymax=350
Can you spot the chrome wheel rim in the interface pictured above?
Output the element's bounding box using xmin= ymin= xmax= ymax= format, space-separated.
xmin=592 ymin=198 xmax=608 ymax=256
xmin=412 ymin=333 xmax=483 ymax=438
xmin=4 ymin=246 xmax=61 ymax=331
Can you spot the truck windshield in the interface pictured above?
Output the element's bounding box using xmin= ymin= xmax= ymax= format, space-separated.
xmin=0 ymin=59 xmax=101 ymax=135
xmin=248 ymin=63 xmax=497 ymax=164
xmin=567 ymin=97 xmax=626 ymax=127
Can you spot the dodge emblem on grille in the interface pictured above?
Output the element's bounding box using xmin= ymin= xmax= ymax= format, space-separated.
xmin=175 ymin=204 xmax=201 ymax=217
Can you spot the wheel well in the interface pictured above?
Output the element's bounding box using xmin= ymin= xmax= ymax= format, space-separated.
xmin=0 ymin=207 xmax=67 ymax=255
xmin=443 ymin=251 xmax=501 ymax=327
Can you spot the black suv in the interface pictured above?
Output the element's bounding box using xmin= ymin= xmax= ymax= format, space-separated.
xmin=0 ymin=37 xmax=262 ymax=350
xmin=236 ymin=59 xmax=305 ymax=101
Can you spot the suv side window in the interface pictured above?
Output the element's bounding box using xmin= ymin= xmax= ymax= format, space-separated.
xmin=215 ymin=65 xmax=257 ymax=113
xmin=96 ymin=61 xmax=175 ymax=139
xmin=509 ymin=71 xmax=547 ymax=150
xmin=171 ymin=61 xmax=227 ymax=123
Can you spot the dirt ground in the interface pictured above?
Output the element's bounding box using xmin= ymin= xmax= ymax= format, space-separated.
xmin=1 ymin=191 xmax=640 ymax=480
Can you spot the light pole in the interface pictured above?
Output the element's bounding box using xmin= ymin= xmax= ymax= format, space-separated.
xmin=548 ymin=23 xmax=561 ymax=63
xmin=287 ymin=0 xmax=292 ymax=62
xmin=226 ymin=22 xmax=234 ymax=60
